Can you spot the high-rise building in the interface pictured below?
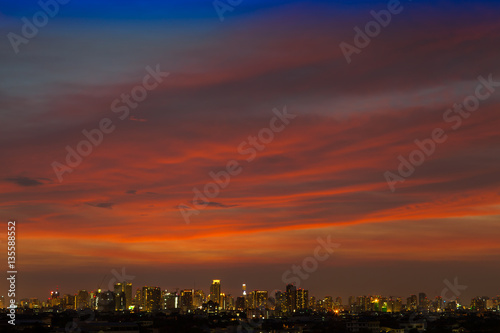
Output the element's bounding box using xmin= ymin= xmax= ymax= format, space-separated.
xmin=89 ymin=291 xmax=97 ymax=310
xmin=114 ymin=282 xmax=133 ymax=311
xmin=124 ymin=283 xmax=132 ymax=309
xmin=193 ymin=289 xmax=205 ymax=308
xmin=418 ymin=292 xmax=428 ymax=309
xmin=323 ymin=296 xmax=333 ymax=311
xmin=348 ymin=296 xmax=356 ymax=311
xmin=354 ymin=296 xmax=370 ymax=312
xmin=220 ymin=292 xmax=226 ymax=310
xmin=245 ymin=293 xmax=253 ymax=310
xmin=210 ymin=280 xmax=221 ymax=308
xmin=114 ymin=283 xmax=125 ymax=311
xmin=97 ymin=290 xmax=115 ymax=312
xmin=223 ymin=294 xmax=234 ymax=310
xmin=142 ymin=286 xmax=161 ymax=312
xmin=235 ymin=296 xmax=246 ymax=311
xmin=27 ymin=298 xmax=41 ymax=309
xmin=386 ymin=297 xmax=400 ymax=313
xmin=407 ymin=295 xmax=417 ymax=310
xmin=247 ymin=291 xmax=255 ymax=309
xmin=162 ymin=291 xmax=178 ymax=310
xmin=309 ymin=296 xmax=316 ymax=310
xmin=470 ymin=297 xmax=486 ymax=311
xmin=296 ymin=288 xmax=308 ymax=310
xmin=253 ymin=290 xmax=268 ymax=309
xmin=63 ymin=294 xmax=75 ymax=310
xmin=286 ymin=284 xmax=296 ymax=313
xmin=275 ymin=291 xmax=286 ymax=314
xmin=242 ymin=284 xmax=247 ymax=296
xmin=180 ymin=289 xmax=193 ymax=312
xmin=76 ymin=290 xmax=89 ymax=310
xmin=434 ymin=296 xmax=443 ymax=311
xmin=133 ymin=288 xmax=142 ymax=309
xmin=49 ymin=290 xmax=61 ymax=308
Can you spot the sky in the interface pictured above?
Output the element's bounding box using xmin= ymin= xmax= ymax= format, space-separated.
xmin=0 ymin=0 xmax=499 ymax=304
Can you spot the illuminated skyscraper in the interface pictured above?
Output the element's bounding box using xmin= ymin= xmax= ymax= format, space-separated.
xmin=133 ymin=288 xmax=142 ymax=309
xmin=142 ymin=286 xmax=161 ymax=312
xmin=296 ymin=288 xmax=308 ymax=310
xmin=407 ymin=295 xmax=417 ymax=310
xmin=63 ymin=294 xmax=75 ymax=310
xmin=216 ymin=293 xmax=234 ymax=310
xmin=275 ymin=291 xmax=286 ymax=314
xmin=242 ymin=283 xmax=247 ymax=296
xmin=253 ymin=290 xmax=268 ymax=309
xmin=309 ymin=296 xmax=316 ymax=310
xmin=210 ymin=280 xmax=221 ymax=307
xmin=193 ymin=289 xmax=205 ymax=308
xmin=323 ymin=296 xmax=333 ymax=311
xmin=124 ymin=283 xmax=132 ymax=309
xmin=97 ymin=290 xmax=114 ymax=312
xmin=180 ymin=289 xmax=193 ymax=312
xmin=49 ymin=290 xmax=61 ymax=308
xmin=162 ymin=290 xmax=178 ymax=310
xmin=235 ymin=296 xmax=245 ymax=311
xmin=89 ymin=291 xmax=97 ymax=310
xmin=247 ymin=291 xmax=255 ymax=309
xmin=114 ymin=283 xmax=125 ymax=311
xmin=114 ymin=282 xmax=133 ymax=310
xmin=76 ymin=290 xmax=89 ymax=310
xmin=28 ymin=298 xmax=41 ymax=309
xmin=286 ymin=284 xmax=296 ymax=313
xmin=435 ymin=296 xmax=444 ymax=311
xmin=418 ymin=292 xmax=428 ymax=310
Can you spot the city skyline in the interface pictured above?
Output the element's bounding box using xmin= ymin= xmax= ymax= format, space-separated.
xmin=8 ymin=279 xmax=500 ymax=313
xmin=8 ymin=275 xmax=494 ymax=309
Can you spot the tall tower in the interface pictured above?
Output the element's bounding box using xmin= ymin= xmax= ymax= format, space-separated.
xmin=210 ymin=280 xmax=221 ymax=307
xmin=254 ymin=290 xmax=268 ymax=309
xmin=286 ymin=284 xmax=296 ymax=313
xmin=142 ymin=286 xmax=161 ymax=312
xmin=114 ymin=282 xmax=133 ymax=310
xmin=296 ymin=288 xmax=308 ymax=310
xmin=114 ymin=283 xmax=125 ymax=311
xmin=242 ymin=283 xmax=247 ymax=296
xmin=180 ymin=289 xmax=194 ymax=312
xmin=124 ymin=283 xmax=132 ymax=309
xmin=418 ymin=292 xmax=427 ymax=308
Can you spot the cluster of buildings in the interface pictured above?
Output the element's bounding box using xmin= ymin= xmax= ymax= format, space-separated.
xmin=5 ymin=281 xmax=500 ymax=316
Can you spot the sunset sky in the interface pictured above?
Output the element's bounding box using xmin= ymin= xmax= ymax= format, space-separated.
xmin=1 ymin=0 xmax=500 ymax=303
